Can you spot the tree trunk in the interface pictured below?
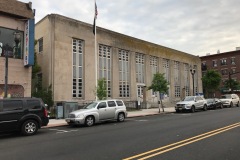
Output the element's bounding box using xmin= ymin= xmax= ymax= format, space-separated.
xmin=158 ymin=102 xmax=161 ymax=113
xmin=160 ymin=100 xmax=164 ymax=112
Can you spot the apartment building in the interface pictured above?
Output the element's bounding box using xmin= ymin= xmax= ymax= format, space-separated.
xmin=201 ymin=49 xmax=240 ymax=97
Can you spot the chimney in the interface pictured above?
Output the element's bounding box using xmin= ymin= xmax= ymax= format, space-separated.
xmin=28 ymin=2 xmax=32 ymax=9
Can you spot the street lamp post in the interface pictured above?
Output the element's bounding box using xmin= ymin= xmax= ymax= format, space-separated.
xmin=190 ymin=67 xmax=196 ymax=96
xmin=4 ymin=44 xmax=9 ymax=98
xmin=1 ymin=29 xmax=21 ymax=98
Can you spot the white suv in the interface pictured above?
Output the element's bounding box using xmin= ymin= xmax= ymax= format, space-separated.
xmin=220 ymin=94 xmax=240 ymax=107
xmin=175 ymin=96 xmax=207 ymax=113
xmin=65 ymin=99 xmax=128 ymax=127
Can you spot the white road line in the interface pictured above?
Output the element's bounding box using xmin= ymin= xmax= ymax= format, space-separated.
xmin=49 ymin=129 xmax=78 ymax=134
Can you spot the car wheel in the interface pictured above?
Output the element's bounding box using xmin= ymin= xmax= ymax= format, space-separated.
xmin=237 ymin=102 xmax=239 ymax=107
xmin=85 ymin=116 xmax=95 ymax=127
xmin=203 ymin=105 xmax=207 ymax=111
xmin=21 ymin=120 xmax=38 ymax=136
xmin=117 ymin=113 xmax=125 ymax=122
xmin=191 ymin=106 xmax=195 ymax=113
xmin=230 ymin=102 xmax=233 ymax=108
xmin=176 ymin=109 xmax=180 ymax=113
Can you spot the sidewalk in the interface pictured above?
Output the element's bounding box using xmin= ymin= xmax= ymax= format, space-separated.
xmin=43 ymin=107 xmax=176 ymax=128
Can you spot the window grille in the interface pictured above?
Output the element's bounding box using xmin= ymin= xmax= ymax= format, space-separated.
xmin=99 ymin=44 xmax=112 ymax=97
xmin=72 ymin=39 xmax=83 ymax=98
xmin=119 ymin=49 xmax=130 ymax=97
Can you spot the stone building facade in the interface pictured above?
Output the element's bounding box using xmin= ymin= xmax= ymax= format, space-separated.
xmin=0 ymin=0 xmax=35 ymax=98
xmin=35 ymin=14 xmax=202 ymax=107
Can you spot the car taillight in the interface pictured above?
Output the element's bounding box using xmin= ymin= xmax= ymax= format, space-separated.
xmin=44 ymin=108 xmax=48 ymax=117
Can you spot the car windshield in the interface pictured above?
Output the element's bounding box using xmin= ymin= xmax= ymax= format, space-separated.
xmin=183 ymin=96 xmax=195 ymax=101
xmin=221 ymin=95 xmax=231 ymax=99
xmin=83 ymin=102 xmax=97 ymax=109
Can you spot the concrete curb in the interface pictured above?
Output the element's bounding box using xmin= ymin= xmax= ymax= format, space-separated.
xmin=43 ymin=110 xmax=175 ymax=128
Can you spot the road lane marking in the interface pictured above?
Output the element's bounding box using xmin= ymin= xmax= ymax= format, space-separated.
xmin=49 ymin=129 xmax=78 ymax=134
xmin=135 ymin=120 xmax=148 ymax=122
xmin=123 ymin=122 xmax=240 ymax=160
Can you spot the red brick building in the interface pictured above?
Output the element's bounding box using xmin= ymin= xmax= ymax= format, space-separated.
xmin=200 ymin=49 xmax=240 ymax=97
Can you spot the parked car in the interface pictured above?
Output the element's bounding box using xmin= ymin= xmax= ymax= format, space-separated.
xmin=175 ymin=96 xmax=207 ymax=113
xmin=0 ymin=98 xmax=49 ymax=136
xmin=206 ymin=98 xmax=223 ymax=109
xmin=65 ymin=99 xmax=128 ymax=127
xmin=220 ymin=94 xmax=239 ymax=107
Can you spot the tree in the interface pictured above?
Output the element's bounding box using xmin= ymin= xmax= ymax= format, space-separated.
xmin=97 ymin=78 xmax=107 ymax=100
xmin=224 ymin=79 xmax=240 ymax=93
xmin=32 ymin=85 xmax=53 ymax=109
xmin=148 ymin=72 xmax=168 ymax=113
xmin=202 ymin=70 xmax=221 ymax=98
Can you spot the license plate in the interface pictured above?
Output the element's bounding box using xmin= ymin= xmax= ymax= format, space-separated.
xmin=179 ymin=108 xmax=182 ymax=110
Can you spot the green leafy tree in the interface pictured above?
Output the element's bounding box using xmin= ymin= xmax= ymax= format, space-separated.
xmin=32 ymin=85 xmax=53 ymax=109
xmin=202 ymin=70 xmax=221 ymax=98
xmin=224 ymin=79 xmax=240 ymax=93
xmin=148 ymin=72 xmax=168 ymax=113
xmin=97 ymin=78 xmax=107 ymax=100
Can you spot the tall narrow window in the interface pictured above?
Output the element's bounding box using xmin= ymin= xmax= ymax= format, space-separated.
xmin=174 ymin=61 xmax=180 ymax=97
xmin=150 ymin=56 xmax=158 ymax=77
xmin=231 ymin=57 xmax=235 ymax=65
xmin=119 ymin=49 xmax=130 ymax=97
xmin=38 ymin=38 xmax=43 ymax=53
xmin=150 ymin=56 xmax=158 ymax=95
xmin=72 ymin=39 xmax=83 ymax=98
xmin=163 ymin=59 xmax=170 ymax=83
xmin=136 ymin=53 xmax=145 ymax=83
xmin=194 ymin=65 xmax=198 ymax=94
xmin=99 ymin=44 xmax=112 ymax=97
xmin=184 ymin=64 xmax=190 ymax=96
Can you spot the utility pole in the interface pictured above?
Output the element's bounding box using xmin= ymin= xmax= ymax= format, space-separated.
xmin=229 ymin=72 xmax=232 ymax=93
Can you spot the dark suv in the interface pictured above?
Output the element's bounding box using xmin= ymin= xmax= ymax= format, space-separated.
xmin=0 ymin=98 xmax=49 ymax=136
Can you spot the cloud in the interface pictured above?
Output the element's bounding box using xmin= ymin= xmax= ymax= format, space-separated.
xmin=19 ymin=0 xmax=240 ymax=56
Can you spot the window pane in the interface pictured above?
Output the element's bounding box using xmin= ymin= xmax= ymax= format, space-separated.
xmin=79 ymin=54 xmax=82 ymax=66
xmin=27 ymin=100 xmax=41 ymax=109
xmin=3 ymin=100 xmax=23 ymax=111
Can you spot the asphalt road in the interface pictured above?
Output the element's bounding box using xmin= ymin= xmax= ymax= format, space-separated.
xmin=0 ymin=107 xmax=240 ymax=160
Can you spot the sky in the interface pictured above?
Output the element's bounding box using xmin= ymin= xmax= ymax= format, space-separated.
xmin=20 ymin=0 xmax=240 ymax=57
